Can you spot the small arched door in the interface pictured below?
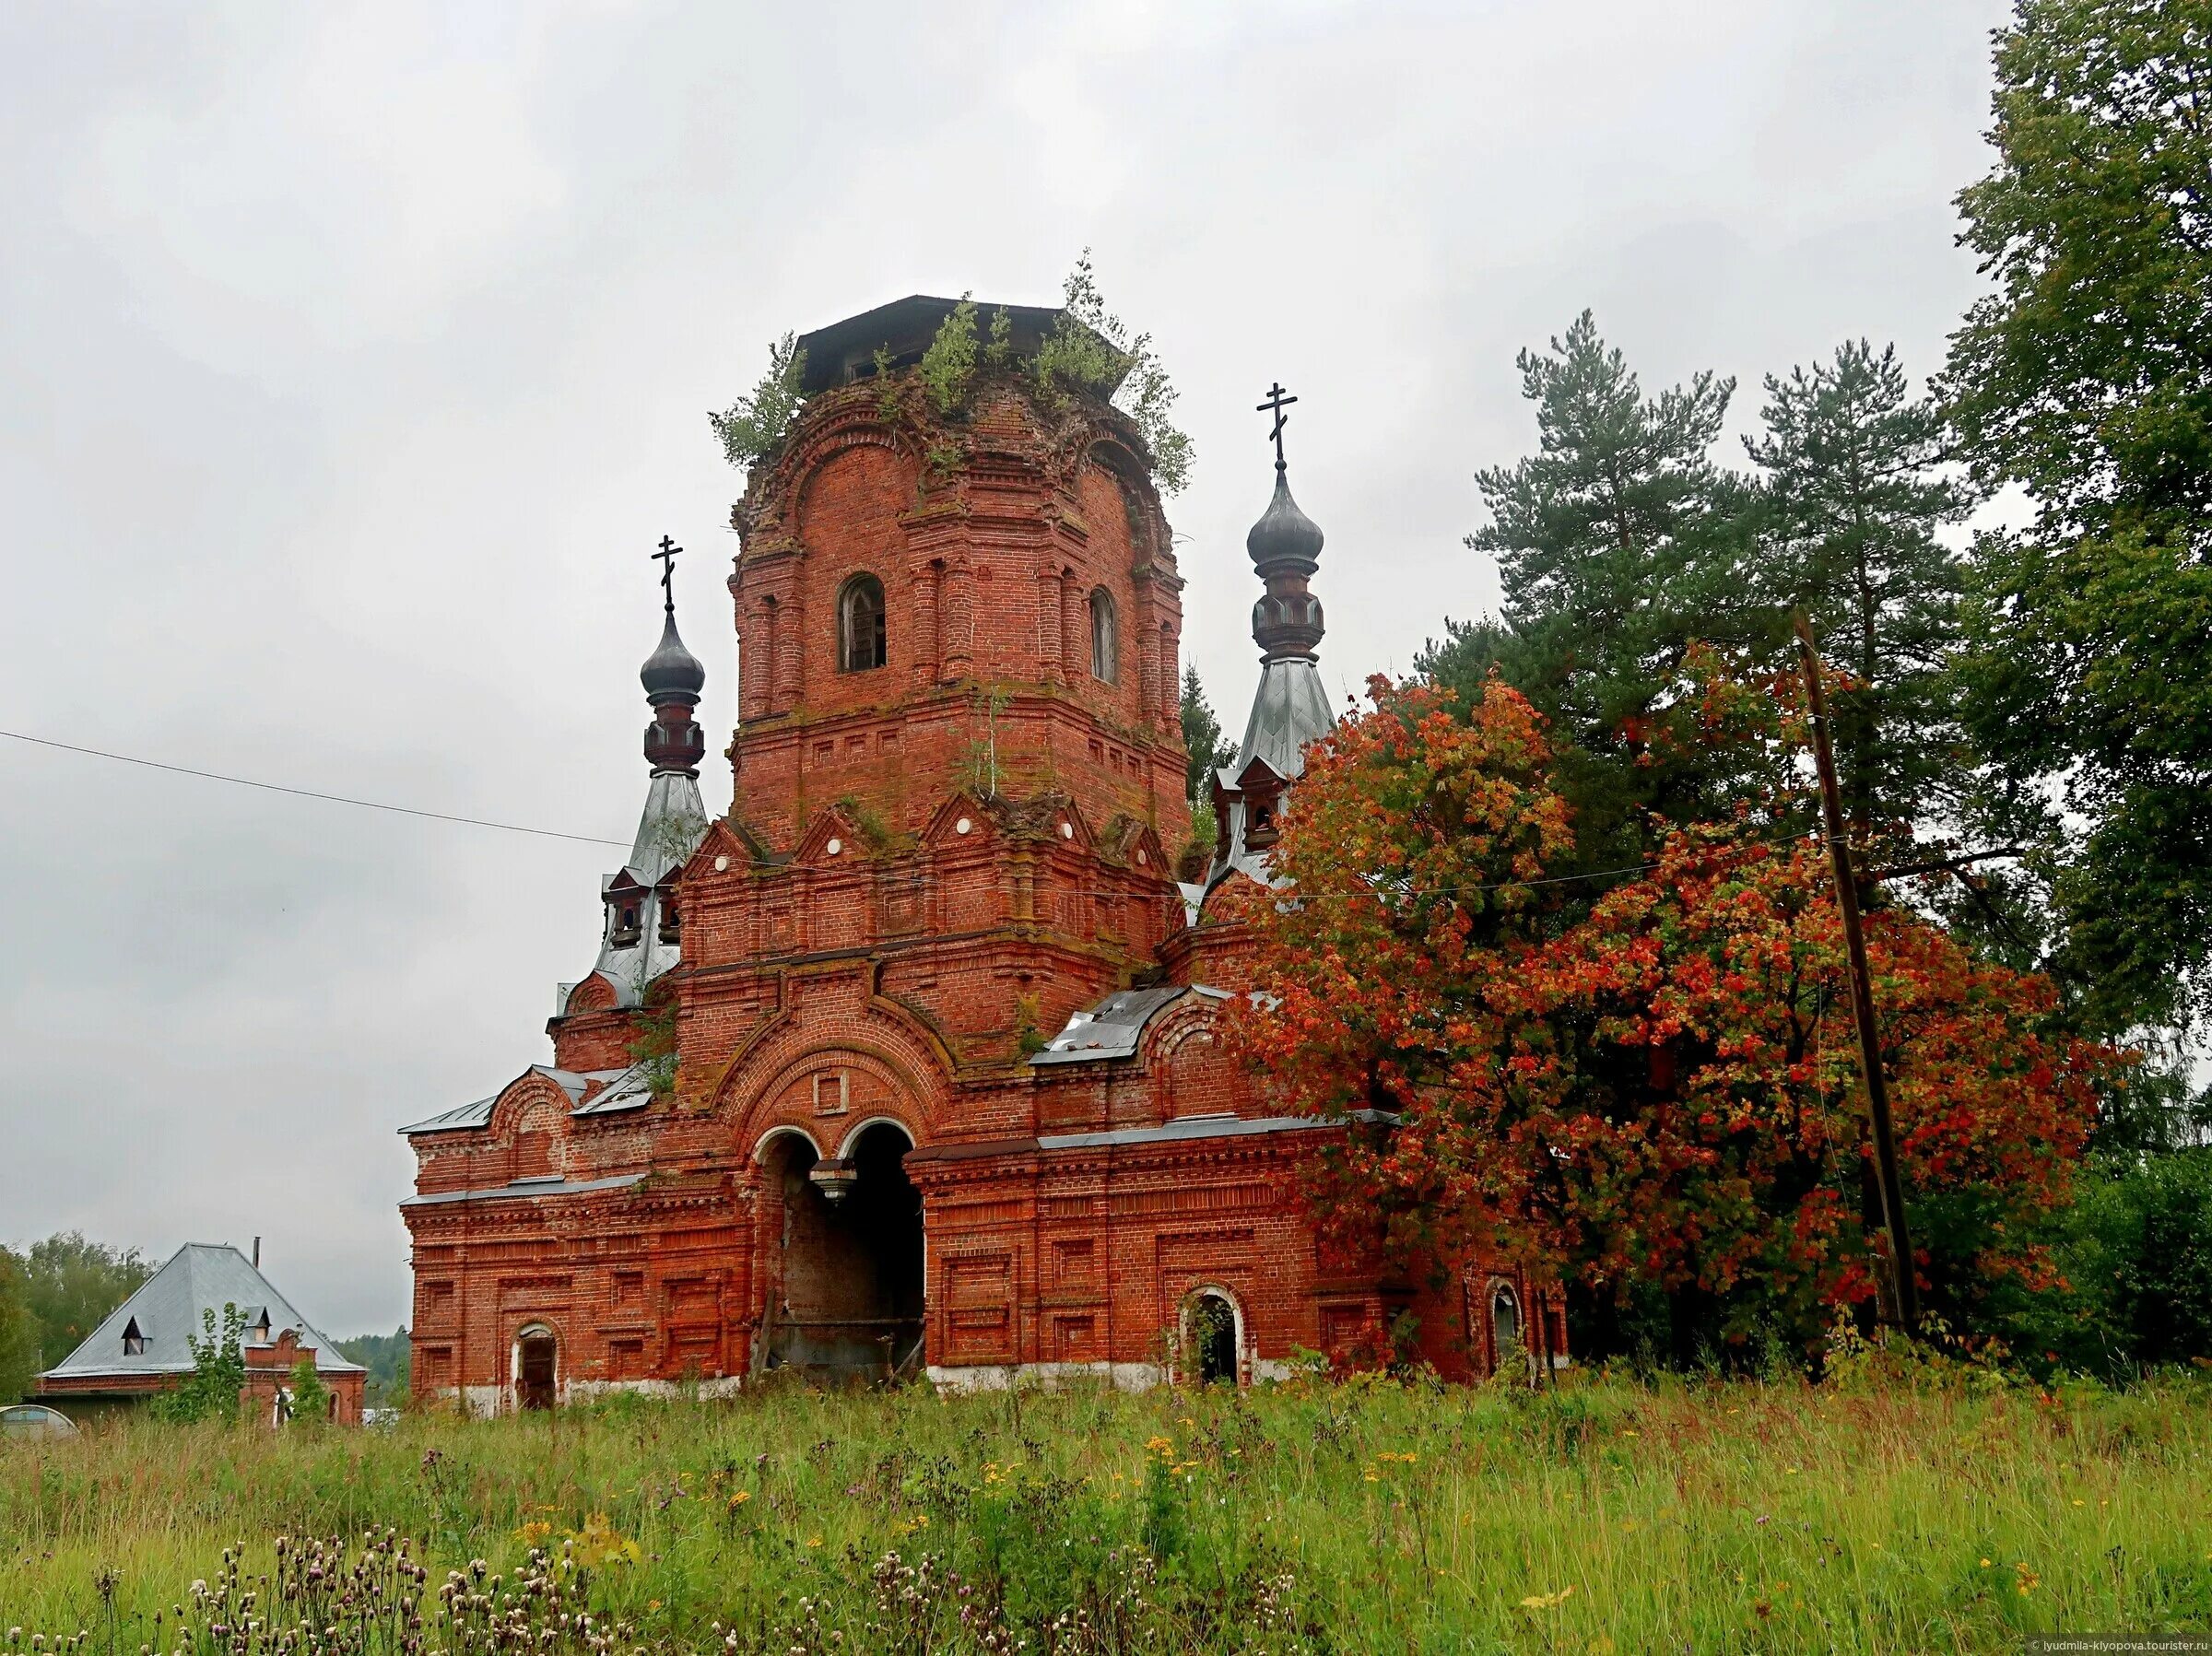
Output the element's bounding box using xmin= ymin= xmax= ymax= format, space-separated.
xmin=517 ymin=1326 xmax=558 ymax=1411
xmin=1188 ymin=1291 xmax=1240 ymax=1385
xmin=1490 ymin=1287 xmax=1523 ymax=1374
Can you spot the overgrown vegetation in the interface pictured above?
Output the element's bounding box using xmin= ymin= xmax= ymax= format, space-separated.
xmin=707 ymin=332 xmax=806 ymax=475
xmin=150 ymin=1305 xmax=249 ymax=1425
xmin=1034 ymin=251 xmax=1194 ymax=494
xmin=6 ymin=1376 xmax=2209 ymax=1650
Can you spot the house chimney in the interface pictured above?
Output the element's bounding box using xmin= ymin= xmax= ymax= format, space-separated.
xmin=252 ymin=1236 xmax=261 ymax=1269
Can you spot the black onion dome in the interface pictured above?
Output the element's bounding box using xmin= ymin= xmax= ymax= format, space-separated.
xmin=1245 ymin=470 xmax=1324 ymax=573
xmin=640 ymin=611 xmax=706 ymax=702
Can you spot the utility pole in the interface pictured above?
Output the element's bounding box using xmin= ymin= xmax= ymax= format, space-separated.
xmin=1794 ymin=613 xmax=1920 ymax=1333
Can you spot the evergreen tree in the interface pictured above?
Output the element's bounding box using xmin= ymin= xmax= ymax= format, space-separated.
xmin=1744 ymin=340 xmax=1973 ymax=845
xmin=1943 ymin=0 xmax=2212 ymax=1034
xmin=1179 ymin=664 xmax=1224 ymax=800
xmin=1450 ymin=312 xmax=1759 ymax=873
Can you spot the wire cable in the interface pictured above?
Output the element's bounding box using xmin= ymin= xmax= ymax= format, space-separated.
xmin=0 ymin=728 xmax=631 ymax=848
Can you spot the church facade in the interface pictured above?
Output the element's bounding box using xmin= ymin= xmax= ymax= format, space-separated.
xmin=400 ymin=295 xmax=1559 ymax=1409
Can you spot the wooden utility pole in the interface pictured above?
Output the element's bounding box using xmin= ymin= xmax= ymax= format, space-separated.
xmin=1794 ymin=614 xmax=1920 ymax=1333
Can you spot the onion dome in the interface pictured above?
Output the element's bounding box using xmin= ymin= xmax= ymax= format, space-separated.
xmin=640 ymin=611 xmax=706 ymax=706
xmin=1246 ymin=465 xmax=1326 ymax=662
xmin=1245 ymin=469 xmax=1324 ymax=576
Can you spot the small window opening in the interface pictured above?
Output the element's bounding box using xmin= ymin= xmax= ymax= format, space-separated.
xmin=611 ymin=900 xmax=641 ymax=946
xmin=657 ymin=894 xmax=680 ymax=944
xmin=1089 ymin=588 xmax=1118 ymax=682
xmin=122 ymin=1317 xmax=146 ymax=1357
xmin=840 ymin=574 xmax=888 ymax=672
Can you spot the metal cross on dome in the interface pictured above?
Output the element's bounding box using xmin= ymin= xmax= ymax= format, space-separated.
xmin=1256 ymin=382 xmax=1298 ymax=470
xmin=651 ymin=534 xmax=682 ymax=617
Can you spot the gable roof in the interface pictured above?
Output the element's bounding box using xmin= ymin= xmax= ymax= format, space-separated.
xmin=38 ymin=1243 xmax=363 ymax=1381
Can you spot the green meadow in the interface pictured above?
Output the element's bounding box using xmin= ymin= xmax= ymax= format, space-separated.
xmin=4 ymin=1372 xmax=2208 ymax=1653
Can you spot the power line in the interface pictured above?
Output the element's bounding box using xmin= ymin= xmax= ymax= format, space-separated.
xmin=0 ymin=728 xmax=630 ymax=848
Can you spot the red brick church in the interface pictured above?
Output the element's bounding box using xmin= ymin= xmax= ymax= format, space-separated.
xmin=401 ymin=295 xmax=1559 ymax=1408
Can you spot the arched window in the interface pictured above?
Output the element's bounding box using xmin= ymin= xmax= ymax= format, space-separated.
xmin=840 ymin=574 xmax=887 ymax=672
xmin=1088 ymin=588 xmax=1118 ymax=682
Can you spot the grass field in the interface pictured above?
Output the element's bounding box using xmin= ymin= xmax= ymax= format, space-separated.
xmin=3 ymin=1371 xmax=2208 ymax=1652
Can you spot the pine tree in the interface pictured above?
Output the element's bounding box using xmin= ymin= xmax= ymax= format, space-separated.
xmin=1744 ymin=340 xmax=1973 ymax=845
xmin=1454 ymin=312 xmax=1757 ymax=871
xmin=1179 ymin=664 xmax=1224 ymax=801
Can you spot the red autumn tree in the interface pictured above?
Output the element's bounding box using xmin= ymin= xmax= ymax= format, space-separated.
xmin=1240 ymin=674 xmax=2109 ymax=1361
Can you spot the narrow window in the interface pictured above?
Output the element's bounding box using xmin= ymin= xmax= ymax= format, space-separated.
xmin=122 ymin=1317 xmax=146 ymax=1357
xmin=1089 ymin=588 xmax=1118 ymax=682
xmin=840 ymin=574 xmax=888 ymax=672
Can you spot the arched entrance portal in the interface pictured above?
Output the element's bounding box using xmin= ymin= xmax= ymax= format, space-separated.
xmin=758 ymin=1122 xmax=924 ymax=1380
xmin=1187 ymin=1290 xmax=1241 ymax=1385
xmin=516 ymin=1325 xmax=558 ymax=1411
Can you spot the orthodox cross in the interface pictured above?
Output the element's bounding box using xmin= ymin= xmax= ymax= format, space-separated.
xmin=651 ymin=534 xmax=682 ymax=617
xmin=1256 ymin=382 xmax=1298 ymax=470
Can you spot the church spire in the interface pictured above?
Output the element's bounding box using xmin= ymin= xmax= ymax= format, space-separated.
xmin=640 ymin=535 xmax=706 ymax=777
xmin=1246 ymin=384 xmax=1325 ymax=661
xmin=1206 ymin=386 xmax=1337 ymax=886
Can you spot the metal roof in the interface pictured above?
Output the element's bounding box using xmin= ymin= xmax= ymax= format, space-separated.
xmin=569 ymin=769 xmax=709 ymax=1015
xmin=399 ymin=1172 xmax=646 ymax=1208
xmin=1030 ymin=984 xmax=1230 ymax=1065
xmin=1206 ymin=655 xmax=1337 ymax=894
xmin=398 ymin=1065 xmax=641 ymax=1136
xmin=793 ymin=296 xmax=1119 ymax=397
xmin=38 ymin=1243 xmax=363 ymax=1381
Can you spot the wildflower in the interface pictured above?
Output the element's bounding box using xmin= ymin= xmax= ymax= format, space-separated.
xmin=729 ymin=1490 xmax=751 ymax=1507
xmin=1785 ymin=1467 xmax=1800 ymax=1476
xmin=806 ymin=1535 xmax=824 ymax=1548
xmin=2015 ymin=1563 xmax=2040 ymax=1593
xmin=1980 ymin=1557 xmax=1993 ymax=1568
xmin=1519 ymin=1586 xmax=1576 ymax=1611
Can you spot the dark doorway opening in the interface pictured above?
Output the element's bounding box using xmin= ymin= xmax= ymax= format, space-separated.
xmin=518 ymin=1330 xmax=557 ymax=1411
xmin=1491 ymin=1287 xmax=1522 ymax=1373
xmin=759 ymin=1122 xmax=924 ymax=1380
xmin=1191 ymin=1292 xmax=1239 ymax=1385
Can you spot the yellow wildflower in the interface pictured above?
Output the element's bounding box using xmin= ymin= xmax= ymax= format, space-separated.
xmin=1519 ymin=1586 xmax=1576 ymax=1611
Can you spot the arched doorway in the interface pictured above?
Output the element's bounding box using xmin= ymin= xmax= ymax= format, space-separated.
xmin=1490 ymin=1286 xmax=1523 ymax=1374
xmin=1186 ymin=1290 xmax=1241 ymax=1385
xmin=757 ymin=1122 xmax=924 ymax=1380
xmin=515 ymin=1324 xmax=558 ymax=1411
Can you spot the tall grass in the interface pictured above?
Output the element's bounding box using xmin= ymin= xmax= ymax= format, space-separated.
xmin=3 ymin=1371 xmax=2208 ymax=1651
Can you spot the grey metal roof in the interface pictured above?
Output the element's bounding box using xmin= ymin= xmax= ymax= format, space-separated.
xmin=1030 ymin=984 xmax=1230 ymax=1065
xmin=399 ymin=1172 xmax=646 ymax=1208
xmin=38 ymin=1243 xmax=363 ymax=1381
xmin=398 ymin=1066 xmax=638 ymax=1136
xmin=570 ymin=1063 xmax=655 ymax=1117
xmin=1037 ymin=1111 xmax=1369 ymax=1151
xmin=568 ymin=770 xmax=709 ymax=1015
xmin=1206 ymin=655 xmax=1337 ymax=894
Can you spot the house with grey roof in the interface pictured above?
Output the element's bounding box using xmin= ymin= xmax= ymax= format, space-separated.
xmin=34 ymin=1242 xmax=365 ymax=1426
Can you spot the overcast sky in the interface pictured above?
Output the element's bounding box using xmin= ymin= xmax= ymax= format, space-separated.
xmin=0 ymin=0 xmax=2006 ymax=1337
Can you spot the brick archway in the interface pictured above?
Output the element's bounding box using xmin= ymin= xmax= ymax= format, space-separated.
xmin=751 ymin=1119 xmax=924 ymax=1380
